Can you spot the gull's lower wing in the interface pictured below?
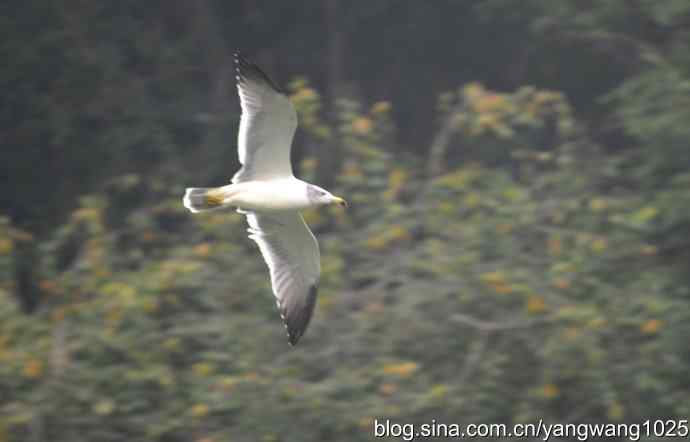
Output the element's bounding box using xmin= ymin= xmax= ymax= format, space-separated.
xmin=233 ymin=53 xmax=298 ymax=183
xmin=244 ymin=210 xmax=320 ymax=345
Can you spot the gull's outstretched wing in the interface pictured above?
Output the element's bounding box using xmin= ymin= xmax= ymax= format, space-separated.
xmin=245 ymin=210 xmax=320 ymax=345
xmin=233 ymin=53 xmax=297 ymax=183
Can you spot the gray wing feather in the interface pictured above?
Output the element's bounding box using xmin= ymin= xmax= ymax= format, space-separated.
xmin=233 ymin=53 xmax=297 ymax=183
xmin=245 ymin=211 xmax=320 ymax=345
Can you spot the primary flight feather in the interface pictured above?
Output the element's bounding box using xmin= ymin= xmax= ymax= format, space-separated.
xmin=183 ymin=53 xmax=347 ymax=345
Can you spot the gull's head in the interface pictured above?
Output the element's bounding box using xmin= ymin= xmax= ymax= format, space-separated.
xmin=307 ymin=185 xmax=348 ymax=208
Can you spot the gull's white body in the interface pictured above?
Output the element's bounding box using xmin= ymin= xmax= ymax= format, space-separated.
xmin=214 ymin=178 xmax=313 ymax=212
xmin=182 ymin=53 xmax=344 ymax=345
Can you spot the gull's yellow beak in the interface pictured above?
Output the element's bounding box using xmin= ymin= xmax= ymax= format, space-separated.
xmin=332 ymin=196 xmax=348 ymax=208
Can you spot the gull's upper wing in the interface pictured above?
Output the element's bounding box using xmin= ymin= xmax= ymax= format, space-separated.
xmin=245 ymin=210 xmax=320 ymax=345
xmin=233 ymin=53 xmax=297 ymax=183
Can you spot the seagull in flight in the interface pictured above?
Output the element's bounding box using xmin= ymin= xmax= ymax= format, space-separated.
xmin=183 ymin=53 xmax=347 ymax=345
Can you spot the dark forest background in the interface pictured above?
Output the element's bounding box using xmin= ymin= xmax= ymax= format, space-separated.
xmin=1 ymin=1 xmax=690 ymax=441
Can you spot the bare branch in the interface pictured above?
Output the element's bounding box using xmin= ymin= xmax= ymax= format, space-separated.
xmin=451 ymin=312 xmax=557 ymax=332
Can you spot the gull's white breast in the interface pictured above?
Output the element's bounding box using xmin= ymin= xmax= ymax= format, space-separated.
xmin=224 ymin=178 xmax=311 ymax=211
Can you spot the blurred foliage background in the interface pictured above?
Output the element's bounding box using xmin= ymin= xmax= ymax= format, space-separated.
xmin=1 ymin=1 xmax=690 ymax=441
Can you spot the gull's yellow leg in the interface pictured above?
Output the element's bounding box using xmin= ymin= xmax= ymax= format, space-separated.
xmin=206 ymin=189 xmax=226 ymax=207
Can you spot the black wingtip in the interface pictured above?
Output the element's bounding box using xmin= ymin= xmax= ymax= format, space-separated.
xmin=283 ymin=284 xmax=318 ymax=346
xmin=234 ymin=50 xmax=285 ymax=94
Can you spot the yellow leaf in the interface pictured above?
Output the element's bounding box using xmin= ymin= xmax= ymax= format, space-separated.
xmin=102 ymin=282 xmax=136 ymax=304
xmin=590 ymin=237 xmax=607 ymax=253
xmin=290 ymin=87 xmax=317 ymax=102
xmin=371 ymin=101 xmax=391 ymax=114
xmin=141 ymin=229 xmax=156 ymax=242
xmin=552 ymin=262 xmax=575 ymax=274
xmin=641 ymin=319 xmax=662 ymax=335
xmin=552 ymin=278 xmax=570 ymax=290
xmin=429 ymin=384 xmax=449 ymax=400
xmin=190 ymin=403 xmax=209 ymax=418
xmin=358 ymin=417 xmax=374 ymax=430
xmin=388 ymin=225 xmax=411 ymax=242
xmin=0 ymin=239 xmax=13 ymax=255
xmin=635 ymin=206 xmax=658 ymax=222
xmin=95 ymin=267 xmax=111 ymax=278
xmin=384 ymin=168 xmax=407 ymax=201
xmin=163 ymin=338 xmax=180 ymax=351
xmin=473 ymin=93 xmax=507 ymax=113
xmin=534 ymin=90 xmax=562 ymax=105
xmin=480 ymin=271 xmax=505 ymax=285
xmin=434 ymin=167 xmax=481 ymax=190
xmin=220 ymin=376 xmax=241 ymax=392
xmin=492 ymin=283 xmax=513 ymax=294
xmin=463 ymin=192 xmax=480 ymax=208
xmin=463 ymin=82 xmax=484 ymax=101
xmin=382 ymin=361 xmax=418 ymax=378
xmin=589 ymin=198 xmax=608 ymax=211
xmin=352 ymin=117 xmax=372 ymax=135
xmin=496 ymin=223 xmax=512 ymax=234
xmin=23 ymin=358 xmax=43 ymax=379
xmin=52 ymin=307 xmax=67 ymax=322
xmin=93 ymin=399 xmax=115 ymax=416
xmin=542 ymin=383 xmax=559 ymax=399
xmin=158 ymin=373 xmax=175 ymax=387
xmin=526 ymin=296 xmax=546 ymax=314
xmin=193 ymin=243 xmax=211 ymax=257
xmin=608 ymin=401 xmax=625 ymax=421
xmin=378 ymin=383 xmax=398 ymax=396
xmin=366 ymin=235 xmax=387 ymax=251
xmin=39 ymin=280 xmax=60 ymax=295
xmin=640 ymin=244 xmax=657 ymax=256
xmin=477 ymin=113 xmax=498 ymax=128
xmin=143 ymin=299 xmax=158 ymax=314
xmin=72 ymin=207 xmax=100 ymax=222
xmin=192 ymin=363 xmax=214 ymax=377
xmin=106 ymin=306 xmax=123 ymax=325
